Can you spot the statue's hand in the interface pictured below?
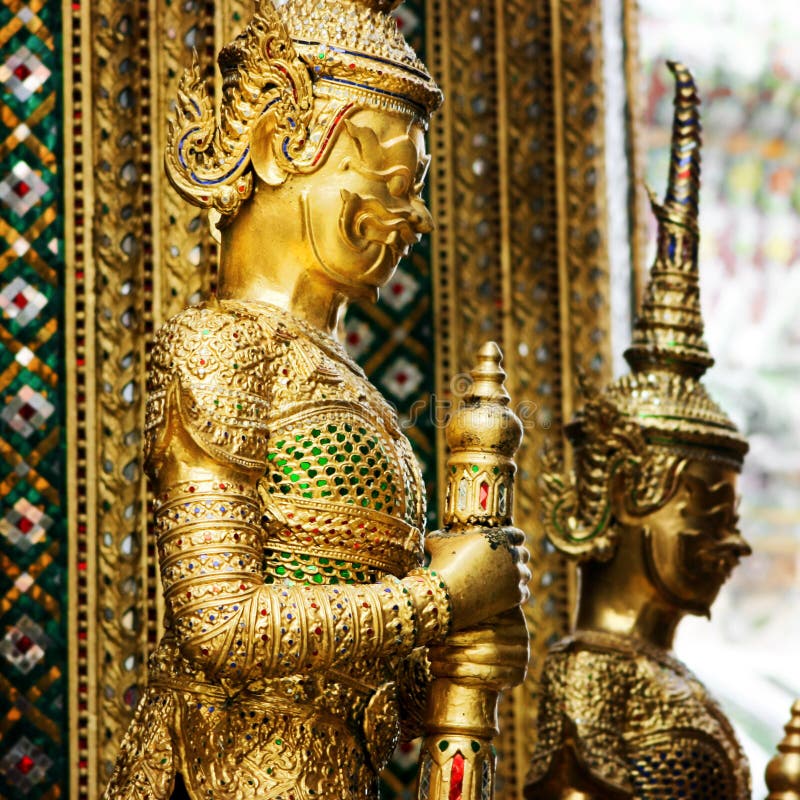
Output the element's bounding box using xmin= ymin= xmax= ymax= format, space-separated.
xmin=428 ymin=607 xmax=530 ymax=690
xmin=425 ymin=526 xmax=530 ymax=631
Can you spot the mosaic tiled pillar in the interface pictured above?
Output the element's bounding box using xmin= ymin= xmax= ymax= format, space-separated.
xmin=0 ymin=1 xmax=68 ymax=798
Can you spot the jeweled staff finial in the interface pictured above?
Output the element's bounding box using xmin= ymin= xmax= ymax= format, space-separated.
xmin=444 ymin=342 xmax=523 ymax=527
xmin=420 ymin=342 xmax=525 ymax=800
xmin=625 ymin=61 xmax=711 ymax=379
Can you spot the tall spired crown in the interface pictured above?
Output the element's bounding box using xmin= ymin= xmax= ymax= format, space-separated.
xmin=625 ymin=61 xmax=710 ymax=378
xmin=543 ymin=62 xmax=746 ymax=562
xmin=597 ymin=61 xmax=747 ymax=464
xmin=165 ymin=0 xmax=440 ymax=221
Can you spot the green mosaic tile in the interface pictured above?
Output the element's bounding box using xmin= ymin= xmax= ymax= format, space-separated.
xmin=0 ymin=1 xmax=67 ymax=798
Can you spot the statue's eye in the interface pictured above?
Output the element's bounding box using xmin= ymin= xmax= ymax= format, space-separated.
xmin=387 ymin=174 xmax=410 ymax=197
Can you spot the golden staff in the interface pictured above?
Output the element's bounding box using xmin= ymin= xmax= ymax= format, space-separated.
xmin=418 ymin=342 xmax=526 ymax=800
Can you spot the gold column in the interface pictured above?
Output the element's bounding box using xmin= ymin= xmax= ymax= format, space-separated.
xmin=149 ymin=0 xmax=217 ymax=326
xmin=64 ymin=1 xmax=221 ymax=795
xmin=427 ymin=0 xmax=612 ymax=795
xmin=64 ymin=0 xmax=155 ymax=795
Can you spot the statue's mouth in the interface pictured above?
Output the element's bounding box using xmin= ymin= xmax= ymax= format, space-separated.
xmin=340 ymin=189 xmax=421 ymax=258
xmin=691 ymin=538 xmax=748 ymax=581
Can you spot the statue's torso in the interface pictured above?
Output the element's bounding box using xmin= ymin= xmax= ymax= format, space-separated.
xmin=117 ymin=300 xmax=426 ymax=800
xmin=528 ymin=629 xmax=751 ymax=800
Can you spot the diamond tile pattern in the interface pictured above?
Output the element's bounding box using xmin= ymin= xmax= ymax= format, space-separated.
xmin=0 ymin=1 xmax=67 ymax=798
xmin=0 ymin=737 xmax=53 ymax=793
xmin=0 ymin=275 xmax=47 ymax=326
xmin=0 ymin=160 xmax=49 ymax=215
xmin=0 ymin=45 xmax=50 ymax=102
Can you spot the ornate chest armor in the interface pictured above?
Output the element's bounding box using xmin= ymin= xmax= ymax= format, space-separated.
xmin=104 ymin=300 xmax=448 ymax=800
xmin=528 ymin=631 xmax=750 ymax=799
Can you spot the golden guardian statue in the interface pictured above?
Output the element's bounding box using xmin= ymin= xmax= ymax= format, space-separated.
xmin=524 ymin=62 xmax=752 ymax=800
xmin=103 ymin=1 xmax=530 ymax=798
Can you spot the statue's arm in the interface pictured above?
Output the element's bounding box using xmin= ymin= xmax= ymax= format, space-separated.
xmin=146 ymin=308 xmax=451 ymax=686
xmin=396 ymin=647 xmax=433 ymax=741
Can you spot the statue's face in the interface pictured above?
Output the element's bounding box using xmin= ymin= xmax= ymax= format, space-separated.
xmin=301 ymin=107 xmax=433 ymax=297
xmin=643 ymin=459 xmax=750 ymax=615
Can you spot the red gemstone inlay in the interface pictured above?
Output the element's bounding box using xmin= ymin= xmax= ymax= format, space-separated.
xmin=13 ymin=292 xmax=28 ymax=309
xmin=17 ymin=516 xmax=34 ymax=534
xmin=17 ymin=754 xmax=35 ymax=775
xmin=449 ymin=752 xmax=465 ymax=800
xmin=14 ymin=180 xmax=31 ymax=198
xmin=14 ymin=64 xmax=32 ymax=81
xmin=479 ymin=481 xmax=489 ymax=510
xmin=15 ymin=635 xmax=34 ymax=654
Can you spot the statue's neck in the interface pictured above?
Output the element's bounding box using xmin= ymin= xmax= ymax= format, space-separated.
xmin=575 ymin=527 xmax=684 ymax=651
xmin=215 ymin=197 xmax=349 ymax=338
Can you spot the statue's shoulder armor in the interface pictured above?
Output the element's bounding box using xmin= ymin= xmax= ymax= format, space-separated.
xmin=530 ymin=634 xmax=639 ymax=793
xmin=145 ymin=301 xmax=281 ymax=473
xmin=544 ymin=634 xmax=638 ymax=707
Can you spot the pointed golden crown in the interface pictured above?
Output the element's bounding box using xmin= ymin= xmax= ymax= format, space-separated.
xmin=601 ymin=61 xmax=746 ymax=464
xmin=542 ymin=63 xmax=746 ymax=562
xmin=165 ymin=0 xmax=440 ymax=220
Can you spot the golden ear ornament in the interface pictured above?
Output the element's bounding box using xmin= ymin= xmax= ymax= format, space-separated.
xmin=165 ymin=1 xmax=316 ymax=220
xmin=165 ymin=0 xmax=441 ymax=225
xmin=542 ymin=397 xmax=684 ymax=562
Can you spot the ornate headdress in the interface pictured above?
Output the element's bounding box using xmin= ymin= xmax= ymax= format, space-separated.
xmin=166 ymin=0 xmax=441 ymax=221
xmin=543 ymin=62 xmax=748 ymax=561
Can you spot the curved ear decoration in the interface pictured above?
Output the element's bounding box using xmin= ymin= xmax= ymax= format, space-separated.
xmin=165 ymin=54 xmax=254 ymax=218
xmin=164 ymin=1 xmax=313 ymax=221
xmin=250 ymin=111 xmax=290 ymax=188
xmin=542 ymin=399 xmax=654 ymax=563
xmin=541 ymin=458 xmax=622 ymax=564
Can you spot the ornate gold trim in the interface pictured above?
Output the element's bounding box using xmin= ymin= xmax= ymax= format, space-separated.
xmin=623 ymin=0 xmax=647 ymax=302
xmin=63 ymin=0 xmax=96 ymax=794
xmin=152 ymin=1 xmax=217 ymax=324
xmin=91 ymin=0 xmax=154 ymax=784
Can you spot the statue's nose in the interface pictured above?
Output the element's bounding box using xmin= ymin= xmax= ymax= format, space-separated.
xmin=410 ymin=202 xmax=434 ymax=235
